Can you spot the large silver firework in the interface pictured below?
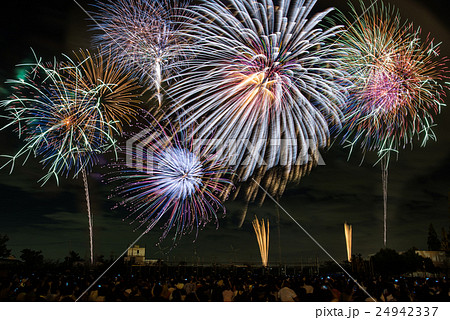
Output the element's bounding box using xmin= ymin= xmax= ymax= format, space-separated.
xmin=169 ymin=0 xmax=347 ymax=211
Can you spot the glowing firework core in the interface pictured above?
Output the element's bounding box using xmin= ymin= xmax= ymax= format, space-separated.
xmin=231 ymin=50 xmax=289 ymax=109
xmin=158 ymin=148 xmax=203 ymax=200
xmin=362 ymin=61 xmax=413 ymax=115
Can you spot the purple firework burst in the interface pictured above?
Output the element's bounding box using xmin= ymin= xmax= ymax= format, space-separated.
xmin=108 ymin=122 xmax=234 ymax=241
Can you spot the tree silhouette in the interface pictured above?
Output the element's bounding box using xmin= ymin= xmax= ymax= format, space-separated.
xmin=401 ymin=247 xmax=424 ymax=273
xmin=0 ymin=234 xmax=11 ymax=258
xmin=20 ymin=249 xmax=44 ymax=267
xmin=441 ymin=228 xmax=449 ymax=254
xmin=63 ymin=251 xmax=83 ymax=267
xmin=372 ymin=248 xmax=404 ymax=276
xmin=427 ymin=224 xmax=441 ymax=250
xmin=372 ymin=247 xmax=435 ymax=276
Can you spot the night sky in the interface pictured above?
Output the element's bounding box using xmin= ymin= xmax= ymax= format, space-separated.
xmin=0 ymin=0 xmax=449 ymax=265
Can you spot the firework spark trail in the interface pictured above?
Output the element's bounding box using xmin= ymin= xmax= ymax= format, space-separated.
xmin=66 ymin=49 xmax=141 ymax=263
xmin=82 ymin=167 xmax=94 ymax=264
xmin=337 ymin=1 xmax=449 ymax=247
xmin=381 ymin=157 xmax=388 ymax=247
xmin=108 ymin=120 xmax=234 ymax=241
xmin=168 ymin=0 xmax=348 ymax=216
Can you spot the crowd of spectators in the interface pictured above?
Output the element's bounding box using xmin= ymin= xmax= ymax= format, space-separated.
xmin=1 ymin=270 xmax=449 ymax=302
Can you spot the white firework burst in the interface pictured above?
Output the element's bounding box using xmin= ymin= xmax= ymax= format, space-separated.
xmin=91 ymin=0 xmax=189 ymax=105
xmin=169 ymin=0 xmax=347 ymax=186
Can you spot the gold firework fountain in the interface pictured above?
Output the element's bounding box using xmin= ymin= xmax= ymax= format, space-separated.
xmin=344 ymin=222 xmax=352 ymax=262
xmin=252 ymin=216 xmax=269 ymax=267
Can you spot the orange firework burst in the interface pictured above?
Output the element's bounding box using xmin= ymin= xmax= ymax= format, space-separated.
xmin=64 ymin=49 xmax=142 ymax=132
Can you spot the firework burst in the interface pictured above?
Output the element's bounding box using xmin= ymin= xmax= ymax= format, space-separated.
xmin=1 ymin=51 xmax=142 ymax=264
xmin=91 ymin=0 xmax=189 ymax=106
xmin=168 ymin=0 xmax=347 ymax=207
xmin=336 ymin=1 xmax=449 ymax=246
xmin=1 ymin=55 xmax=116 ymax=264
xmin=108 ymin=120 xmax=234 ymax=241
xmin=64 ymin=49 xmax=142 ymax=132
xmin=0 ymin=55 xmax=118 ymax=184
xmin=338 ymin=1 xmax=448 ymax=160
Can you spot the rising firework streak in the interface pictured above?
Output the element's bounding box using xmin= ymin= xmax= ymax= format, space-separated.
xmin=253 ymin=216 xmax=269 ymax=267
xmin=344 ymin=222 xmax=352 ymax=263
